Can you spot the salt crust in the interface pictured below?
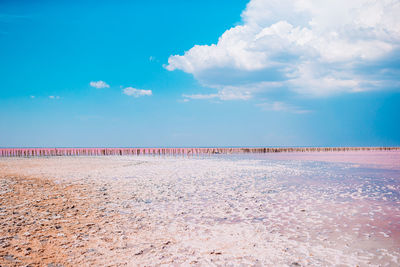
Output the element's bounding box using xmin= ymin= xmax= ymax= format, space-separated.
xmin=0 ymin=154 xmax=399 ymax=266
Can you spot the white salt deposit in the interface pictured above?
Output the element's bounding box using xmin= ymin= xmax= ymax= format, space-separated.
xmin=0 ymin=153 xmax=399 ymax=265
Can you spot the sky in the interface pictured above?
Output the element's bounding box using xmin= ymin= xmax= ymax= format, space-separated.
xmin=0 ymin=0 xmax=399 ymax=148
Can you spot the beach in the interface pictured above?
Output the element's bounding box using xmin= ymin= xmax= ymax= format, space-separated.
xmin=1 ymin=151 xmax=399 ymax=266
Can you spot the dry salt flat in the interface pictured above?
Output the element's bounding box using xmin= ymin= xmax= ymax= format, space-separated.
xmin=0 ymin=151 xmax=399 ymax=266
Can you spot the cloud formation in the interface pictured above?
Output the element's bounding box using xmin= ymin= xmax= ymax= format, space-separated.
xmin=166 ymin=0 xmax=400 ymax=99
xmin=257 ymin=101 xmax=311 ymax=114
xmin=122 ymin=87 xmax=152 ymax=98
xmin=182 ymin=88 xmax=252 ymax=101
xmin=90 ymin=80 xmax=110 ymax=89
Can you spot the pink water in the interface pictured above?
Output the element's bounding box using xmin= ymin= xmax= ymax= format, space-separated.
xmin=260 ymin=150 xmax=400 ymax=170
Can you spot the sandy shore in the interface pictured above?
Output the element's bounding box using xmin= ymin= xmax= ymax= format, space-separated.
xmin=1 ymin=154 xmax=399 ymax=266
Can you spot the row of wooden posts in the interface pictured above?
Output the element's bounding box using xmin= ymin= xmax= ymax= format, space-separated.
xmin=0 ymin=147 xmax=398 ymax=157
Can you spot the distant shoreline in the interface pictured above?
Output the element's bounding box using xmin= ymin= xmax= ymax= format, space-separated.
xmin=0 ymin=147 xmax=399 ymax=157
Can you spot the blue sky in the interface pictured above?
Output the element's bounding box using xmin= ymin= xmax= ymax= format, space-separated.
xmin=1 ymin=0 xmax=399 ymax=147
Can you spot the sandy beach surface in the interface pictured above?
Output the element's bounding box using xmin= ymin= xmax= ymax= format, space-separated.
xmin=1 ymin=152 xmax=399 ymax=266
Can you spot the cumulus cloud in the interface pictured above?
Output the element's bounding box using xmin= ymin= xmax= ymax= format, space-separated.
xmin=49 ymin=96 xmax=60 ymax=99
xmin=166 ymin=0 xmax=400 ymax=99
xmin=122 ymin=87 xmax=152 ymax=98
xmin=90 ymin=80 xmax=110 ymax=89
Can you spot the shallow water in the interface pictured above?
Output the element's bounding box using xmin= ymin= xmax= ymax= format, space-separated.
xmin=158 ymin=152 xmax=400 ymax=265
xmin=218 ymin=153 xmax=400 ymax=260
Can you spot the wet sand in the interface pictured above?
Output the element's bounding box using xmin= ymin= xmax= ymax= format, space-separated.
xmin=1 ymin=152 xmax=399 ymax=266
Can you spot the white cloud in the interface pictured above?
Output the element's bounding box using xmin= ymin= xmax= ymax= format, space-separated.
xmin=183 ymin=93 xmax=218 ymax=100
xmin=166 ymin=0 xmax=400 ymax=99
xmin=257 ymin=101 xmax=311 ymax=114
xmin=90 ymin=80 xmax=110 ymax=89
xmin=49 ymin=96 xmax=60 ymax=99
xmin=183 ymin=86 xmax=254 ymax=101
xmin=30 ymin=95 xmax=35 ymax=99
xmin=122 ymin=87 xmax=152 ymax=98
